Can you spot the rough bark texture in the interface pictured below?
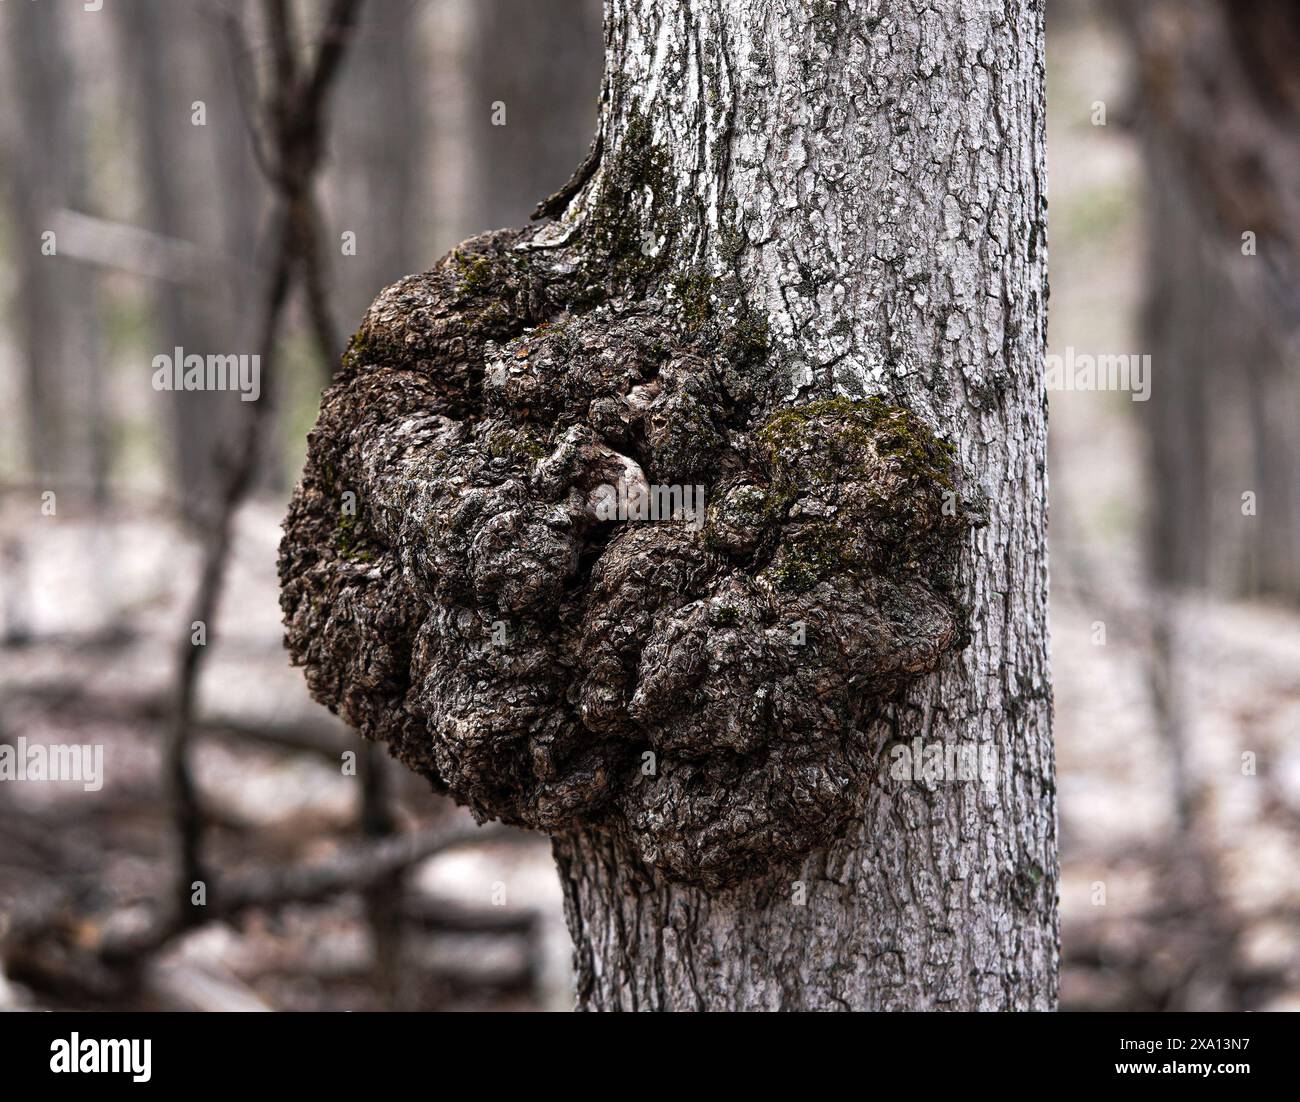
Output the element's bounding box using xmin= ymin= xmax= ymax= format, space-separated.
xmin=280 ymin=0 xmax=1054 ymax=1009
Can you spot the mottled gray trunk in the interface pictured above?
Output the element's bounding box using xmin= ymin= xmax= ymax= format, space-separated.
xmin=280 ymin=0 xmax=1054 ymax=1013
xmin=551 ymin=0 xmax=1055 ymax=1011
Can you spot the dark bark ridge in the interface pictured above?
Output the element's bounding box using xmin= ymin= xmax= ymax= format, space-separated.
xmin=280 ymin=181 xmax=977 ymax=887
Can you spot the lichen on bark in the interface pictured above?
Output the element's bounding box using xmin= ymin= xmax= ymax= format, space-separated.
xmin=280 ymin=186 xmax=977 ymax=887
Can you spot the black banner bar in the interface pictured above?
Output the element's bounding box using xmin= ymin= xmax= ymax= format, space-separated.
xmin=0 ymin=1010 xmax=1290 ymax=1090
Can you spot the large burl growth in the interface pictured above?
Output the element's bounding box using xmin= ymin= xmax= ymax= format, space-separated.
xmin=280 ymin=217 xmax=976 ymax=888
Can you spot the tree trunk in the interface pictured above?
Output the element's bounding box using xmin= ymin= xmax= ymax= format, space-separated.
xmin=114 ymin=0 xmax=261 ymax=513
xmin=1126 ymin=0 xmax=1300 ymax=602
xmin=3 ymin=0 xmax=93 ymax=486
xmin=280 ymin=0 xmax=1054 ymax=1012
xmin=550 ymin=0 xmax=1054 ymax=1011
xmin=332 ymin=0 xmax=424 ymax=326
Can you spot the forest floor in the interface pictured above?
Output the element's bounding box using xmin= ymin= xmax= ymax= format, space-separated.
xmin=0 ymin=495 xmax=572 ymax=1011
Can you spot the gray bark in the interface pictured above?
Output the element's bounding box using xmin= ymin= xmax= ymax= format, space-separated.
xmin=550 ymin=0 xmax=1054 ymax=1013
xmin=280 ymin=0 xmax=1054 ymax=1011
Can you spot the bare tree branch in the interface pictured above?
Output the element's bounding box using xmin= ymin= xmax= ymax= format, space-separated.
xmin=99 ymin=822 xmax=511 ymax=964
xmin=162 ymin=0 xmax=365 ymax=936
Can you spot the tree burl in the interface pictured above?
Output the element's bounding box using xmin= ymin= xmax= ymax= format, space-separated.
xmin=279 ymin=222 xmax=974 ymax=889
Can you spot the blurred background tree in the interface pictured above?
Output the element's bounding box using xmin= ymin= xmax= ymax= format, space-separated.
xmin=1124 ymin=0 xmax=1300 ymax=601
